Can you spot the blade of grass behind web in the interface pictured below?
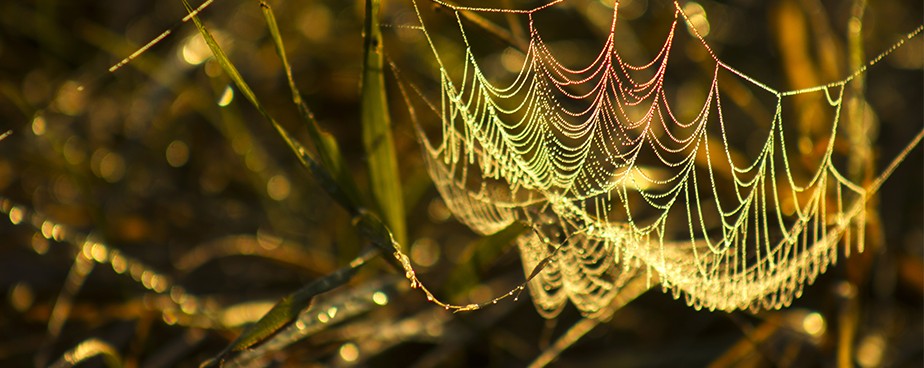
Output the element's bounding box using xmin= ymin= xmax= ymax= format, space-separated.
xmin=259 ymin=2 xmax=364 ymax=208
xmin=49 ymin=338 xmax=122 ymax=368
xmin=361 ymin=0 xmax=407 ymax=246
xmin=179 ymin=0 xmax=356 ymax=214
xmin=201 ymin=247 xmax=381 ymax=367
xmin=180 ymin=1 xmax=519 ymax=352
xmin=181 ymin=2 xmax=378 ymax=364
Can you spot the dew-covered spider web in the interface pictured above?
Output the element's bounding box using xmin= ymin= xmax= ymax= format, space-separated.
xmin=389 ymin=0 xmax=924 ymax=317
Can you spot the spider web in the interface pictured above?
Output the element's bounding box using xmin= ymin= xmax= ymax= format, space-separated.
xmin=391 ymin=0 xmax=923 ymax=317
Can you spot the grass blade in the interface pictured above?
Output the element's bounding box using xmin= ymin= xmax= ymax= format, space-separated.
xmin=221 ymin=277 xmax=400 ymax=367
xmin=361 ymin=0 xmax=407 ymax=246
xmin=259 ymin=2 xmax=365 ymax=207
xmin=202 ymin=247 xmax=380 ymax=367
xmin=177 ymin=3 xmax=493 ymax=357
xmin=49 ymin=338 xmax=122 ymax=368
xmin=180 ymin=0 xmax=357 ymax=214
xmin=36 ymin=249 xmax=95 ymax=368
xmin=179 ymin=4 xmax=386 ymax=363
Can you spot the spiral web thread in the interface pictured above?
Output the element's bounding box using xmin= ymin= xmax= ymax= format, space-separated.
xmin=399 ymin=0 xmax=923 ymax=317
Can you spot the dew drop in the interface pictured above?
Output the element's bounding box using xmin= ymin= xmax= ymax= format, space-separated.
xmin=216 ymin=85 xmax=234 ymax=107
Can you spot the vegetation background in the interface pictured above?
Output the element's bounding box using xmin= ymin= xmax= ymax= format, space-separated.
xmin=0 ymin=0 xmax=921 ymax=366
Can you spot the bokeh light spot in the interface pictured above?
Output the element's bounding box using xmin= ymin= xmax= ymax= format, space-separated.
xmin=217 ymin=85 xmax=234 ymax=107
xmin=267 ymin=174 xmax=291 ymax=201
xmin=339 ymin=343 xmax=359 ymax=362
xmin=166 ymin=140 xmax=190 ymax=168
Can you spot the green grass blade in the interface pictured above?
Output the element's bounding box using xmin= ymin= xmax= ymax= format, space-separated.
xmin=49 ymin=338 xmax=122 ymax=368
xmin=220 ymin=278 xmax=398 ymax=367
xmin=180 ymin=0 xmax=357 ymax=214
xmin=202 ymin=247 xmax=380 ymax=367
xmin=259 ymin=2 xmax=364 ymax=207
xmin=179 ymin=5 xmax=389 ymax=363
xmin=361 ymin=0 xmax=407 ymax=246
xmin=179 ymin=4 xmax=446 ymax=359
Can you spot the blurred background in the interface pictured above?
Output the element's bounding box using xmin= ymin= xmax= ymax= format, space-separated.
xmin=0 ymin=0 xmax=921 ymax=366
